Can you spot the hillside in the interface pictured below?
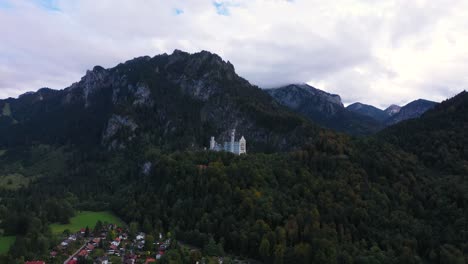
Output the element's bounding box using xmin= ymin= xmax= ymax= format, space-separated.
xmin=380 ymin=91 xmax=468 ymax=174
xmin=346 ymin=102 xmax=389 ymax=122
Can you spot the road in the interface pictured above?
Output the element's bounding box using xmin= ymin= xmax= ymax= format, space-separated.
xmin=63 ymin=242 xmax=87 ymax=264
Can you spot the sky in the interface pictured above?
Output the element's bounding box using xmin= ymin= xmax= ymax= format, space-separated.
xmin=1 ymin=0 xmax=467 ymax=108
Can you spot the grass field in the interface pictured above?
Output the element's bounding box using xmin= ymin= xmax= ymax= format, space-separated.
xmin=0 ymin=236 xmax=15 ymax=255
xmin=50 ymin=211 xmax=125 ymax=234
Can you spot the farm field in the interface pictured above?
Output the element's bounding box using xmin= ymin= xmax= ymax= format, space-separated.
xmin=50 ymin=211 xmax=125 ymax=234
xmin=0 ymin=236 xmax=15 ymax=255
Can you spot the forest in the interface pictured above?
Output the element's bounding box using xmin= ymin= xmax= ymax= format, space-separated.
xmin=0 ymin=125 xmax=466 ymax=263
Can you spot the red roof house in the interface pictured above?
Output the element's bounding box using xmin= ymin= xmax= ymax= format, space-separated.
xmin=78 ymin=249 xmax=88 ymax=257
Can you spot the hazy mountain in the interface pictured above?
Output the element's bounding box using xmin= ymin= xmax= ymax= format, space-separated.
xmin=385 ymin=99 xmax=437 ymax=125
xmin=266 ymin=84 xmax=383 ymax=135
xmin=346 ymin=102 xmax=388 ymax=122
xmin=384 ymin=104 xmax=401 ymax=116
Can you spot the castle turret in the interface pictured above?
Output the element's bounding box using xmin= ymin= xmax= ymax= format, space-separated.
xmin=239 ymin=136 xmax=246 ymax=154
xmin=230 ymin=129 xmax=236 ymax=153
xmin=210 ymin=136 xmax=216 ymax=150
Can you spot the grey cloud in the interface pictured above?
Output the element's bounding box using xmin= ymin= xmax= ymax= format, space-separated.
xmin=0 ymin=0 xmax=467 ymax=108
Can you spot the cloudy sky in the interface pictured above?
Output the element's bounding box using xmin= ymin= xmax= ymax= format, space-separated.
xmin=1 ymin=0 xmax=467 ymax=108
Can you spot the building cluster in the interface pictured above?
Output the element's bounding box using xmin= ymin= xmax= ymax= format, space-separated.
xmin=209 ymin=129 xmax=246 ymax=155
xmin=30 ymin=223 xmax=173 ymax=264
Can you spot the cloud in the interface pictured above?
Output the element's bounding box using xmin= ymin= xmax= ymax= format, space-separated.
xmin=0 ymin=0 xmax=467 ymax=108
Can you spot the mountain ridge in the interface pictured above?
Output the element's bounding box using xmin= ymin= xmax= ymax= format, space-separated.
xmin=0 ymin=50 xmax=322 ymax=152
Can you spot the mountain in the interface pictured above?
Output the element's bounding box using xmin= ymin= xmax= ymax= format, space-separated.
xmin=380 ymin=91 xmax=468 ymax=173
xmin=0 ymin=51 xmax=466 ymax=263
xmin=0 ymin=50 xmax=320 ymax=152
xmin=385 ymin=99 xmax=437 ymax=125
xmin=266 ymin=84 xmax=382 ymax=135
xmin=384 ymin=104 xmax=401 ymax=116
xmin=346 ymin=102 xmax=388 ymax=122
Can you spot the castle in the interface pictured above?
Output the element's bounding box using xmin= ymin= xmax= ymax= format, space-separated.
xmin=209 ymin=129 xmax=246 ymax=155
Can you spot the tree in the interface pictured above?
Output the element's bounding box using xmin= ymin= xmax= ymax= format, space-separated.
xmin=145 ymin=234 xmax=155 ymax=251
xmin=273 ymin=244 xmax=285 ymax=264
xmin=129 ymin=221 xmax=139 ymax=238
xmin=204 ymin=237 xmax=222 ymax=257
xmin=94 ymin=220 xmax=103 ymax=235
xmin=143 ymin=217 xmax=153 ymax=234
xmin=259 ymin=237 xmax=271 ymax=261
xmin=190 ymin=250 xmax=202 ymax=263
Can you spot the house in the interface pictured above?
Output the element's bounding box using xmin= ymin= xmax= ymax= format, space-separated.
xmin=78 ymin=249 xmax=88 ymax=257
xmin=50 ymin=251 xmax=58 ymax=258
xmin=96 ymin=256 xmax=109 ymax=264
xmin=25 ymin=261 xmax=46 ymax=264
xmin=86 ymin=243 xmax=95 ymax=251
xmin=136 ymin=233 xmax=145 ymax=240
xmin=61 ymin=241 xmax=69 ymax=247
xmin=145 ymin=258 xmax=156 ymax=264
xmin=67 ymin=259 xmax=78 ymax=264
xmin=110 ymin=244 xmax=118 ymax=251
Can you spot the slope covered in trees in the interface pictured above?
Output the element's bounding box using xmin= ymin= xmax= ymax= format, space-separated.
xmin=379 ymin=91 xmax=468 ymax=174
xmin=0 ymin=129 xmax=466 ymax=263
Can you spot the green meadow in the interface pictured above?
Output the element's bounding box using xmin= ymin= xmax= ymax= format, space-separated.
xmin=0 ymin=236 xmax=15 ymax=255
xmin=50 ymin=211 xmax=125 ymax=234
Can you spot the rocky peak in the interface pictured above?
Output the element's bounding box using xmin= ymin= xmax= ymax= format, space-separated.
xmin=384 ymin=104 xmax=401 ymax=116
xmin=267 ymin=84 xmax=343 ymax=111
xmin=385 ymin=99 xmax=437 ymax=125
xmin=164 ymin=50 xmax=241 ymax=100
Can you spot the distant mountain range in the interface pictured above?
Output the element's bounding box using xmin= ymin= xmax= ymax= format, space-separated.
xmin=346 ymin=99 xmax=437 ymax=126
xmin=0 ymin=50 xmax=439 ymax=147
xmin=266 ymin=84 xmax=437 ymax=135
xmin=0 ymin=50 xmax=321 ymax=152
xmin=265 ymin=84 xmax=383 ymax=135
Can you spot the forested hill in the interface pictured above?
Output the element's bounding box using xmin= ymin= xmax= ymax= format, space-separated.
xmin=379 ymin=91 xmax=468 ymax=174
xmin=0 ymin=50 xmax=320 ymax=152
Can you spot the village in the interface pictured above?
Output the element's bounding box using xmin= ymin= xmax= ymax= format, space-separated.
xmin=27 ymin=222 xmax=173 ymax=264
xmin=22 ymin=220 xmax=242 ymax=264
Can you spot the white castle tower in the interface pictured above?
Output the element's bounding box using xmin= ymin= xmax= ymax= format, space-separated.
xmin=239 ymin=136 xmax=246 ymax=154
xmin=209 ymin=129 xmax=246 ymax=155
xmin=230 ymin=129 xmax=236 ymax=153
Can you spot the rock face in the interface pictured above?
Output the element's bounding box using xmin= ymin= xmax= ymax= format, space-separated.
xmin=0 ymin=50 xmax=318 ymax=151
xmin=384 ymin=104 xmax=401 ymax=117
xmin=266 ymin=84 xmax=382 ymax=135
xmin=267 ymin=84 xmax=343 ymax=115
xmin=385 ymin=99 xmax=437 ymax=125
xmin=346 ymin=102 xmax=389 ymax=122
